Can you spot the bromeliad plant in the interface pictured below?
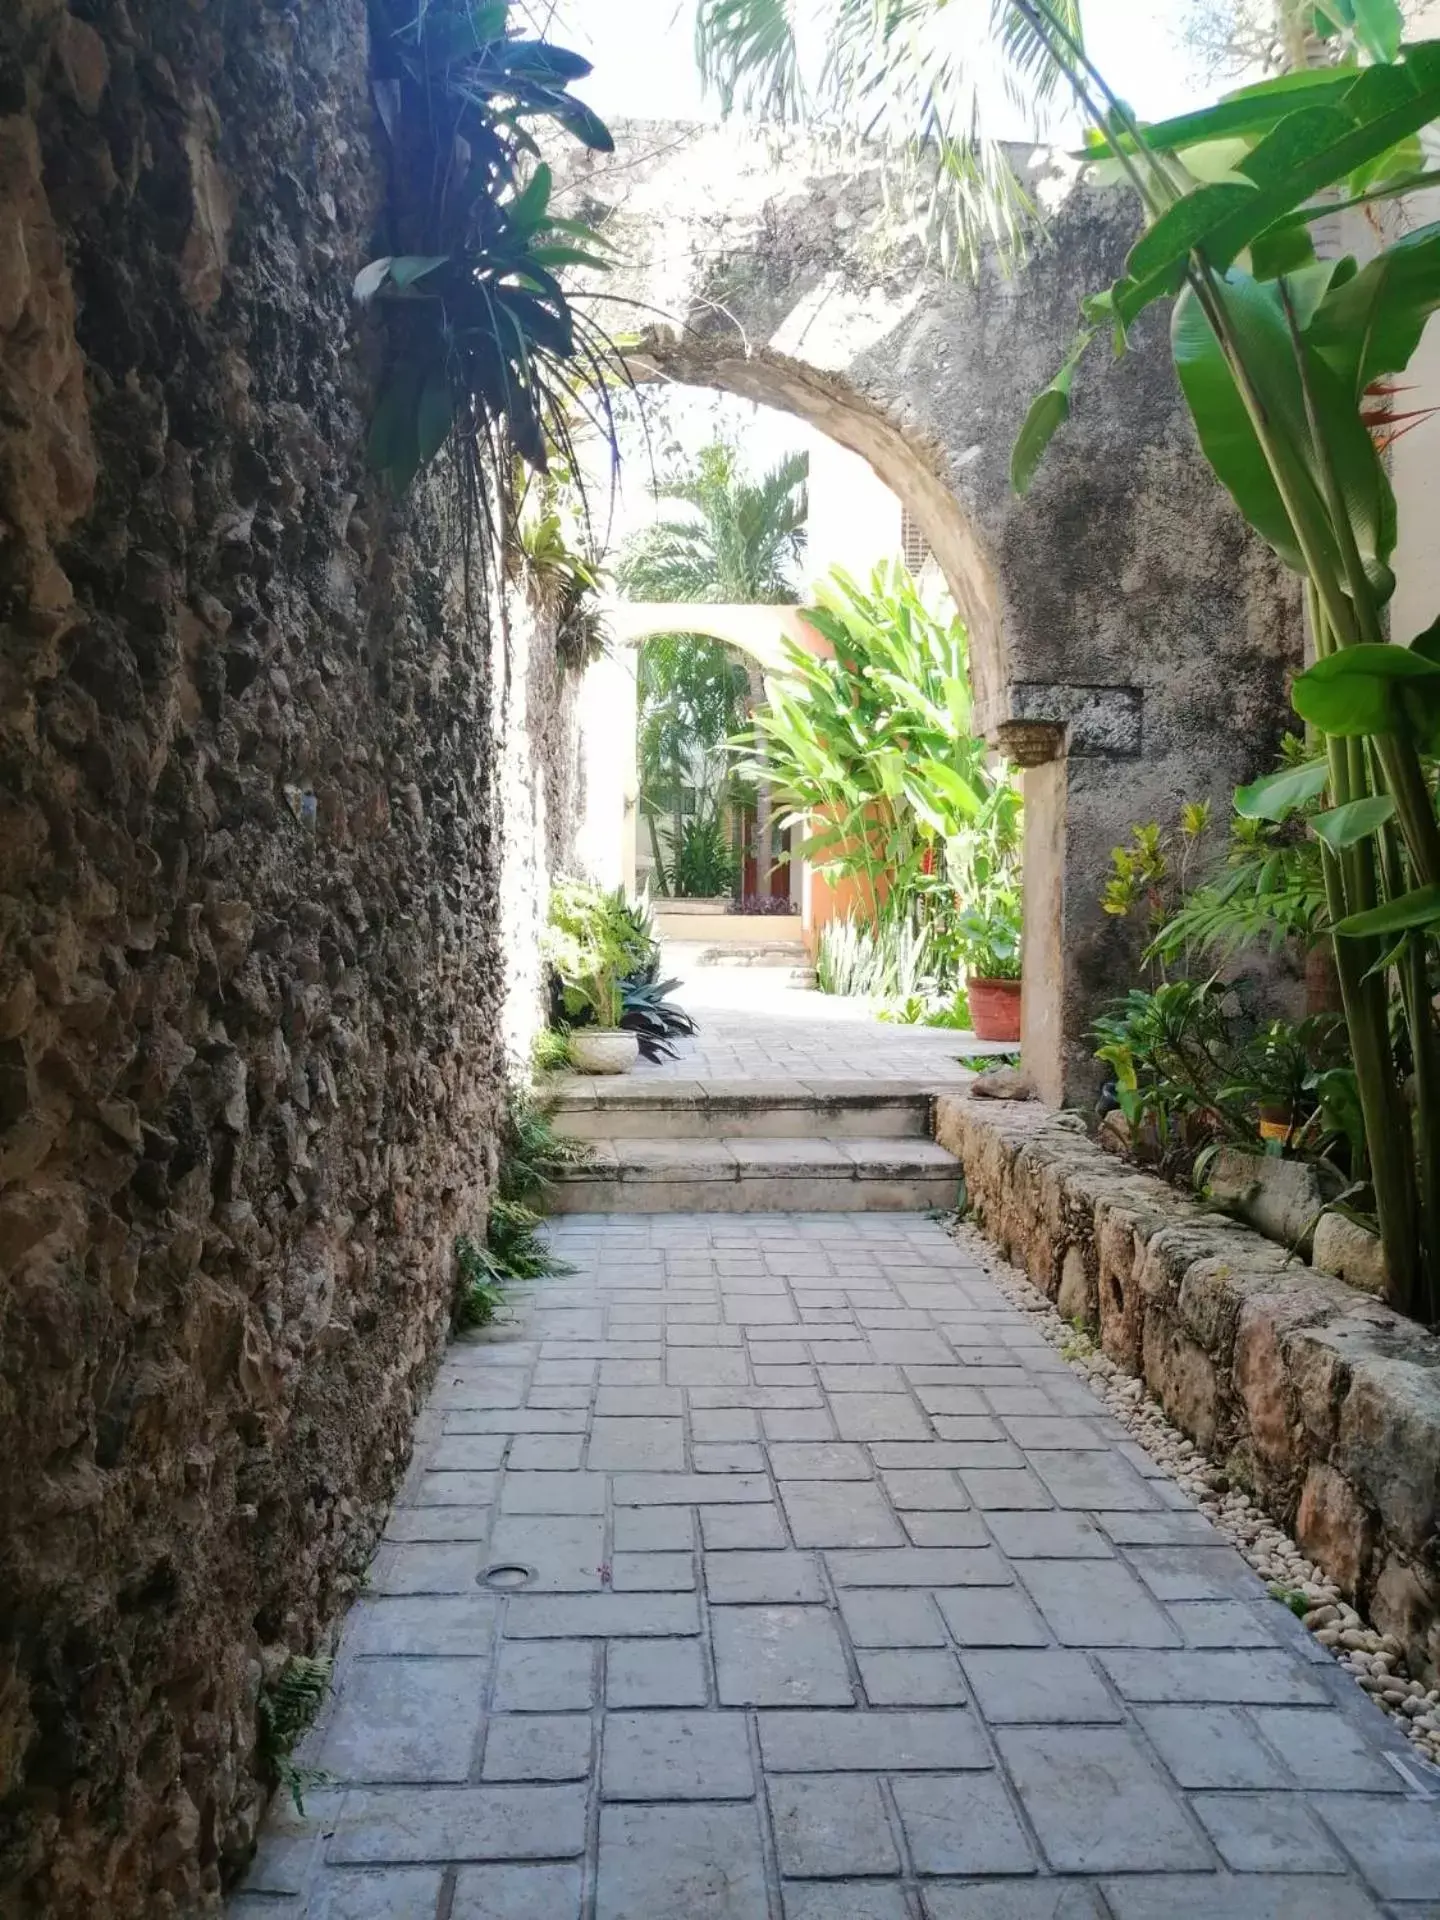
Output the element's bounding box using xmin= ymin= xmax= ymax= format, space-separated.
xmin=357 ymin=1 xmax=624 ymax=570
xmin=1012 ymin=2 xmax=1440 ymax=1320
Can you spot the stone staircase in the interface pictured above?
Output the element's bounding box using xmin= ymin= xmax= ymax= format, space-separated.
xmin=548 ymin=1078 xmax=962 ymax=1213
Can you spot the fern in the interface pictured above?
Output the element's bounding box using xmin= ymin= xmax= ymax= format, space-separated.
xmin=258 ymin=1656 xmax=333 ymax=1814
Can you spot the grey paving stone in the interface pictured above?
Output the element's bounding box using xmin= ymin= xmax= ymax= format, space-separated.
xmin=922 ymin=1887 xmax=1104 ymax=1919
xmin=830 ymin=1394 xmax=933 ymax=1441
xmin=780 ymin=1480 xmax=906 ymax=1548
xmin=602 ymin=1710 xmax=753 ymax=1799
xmin=995 ymin=1726 xmax=1212 ymax=1872
xmin=826 ymin=1547 xmax=1011 ymax=1587
xmin=700 ymin=1503 xmax=788 ymax=1549
xmin=1098 ymin=1649 xmax=1327 ymax=1705
xmin=914 ymin=1384 xmax=992 ymax=1417
xmin=1125 ymin=1544 xmax=1256 ymax=1601
xmin=901 ymin=1511 xmax=991 ymax=1547
xmin=451 ymin=1863 xmax=583 ymax=1919
xmin=1014 ymin=1558 xmax=1182 ymax=1648
xmin=613 ymin=1507 xmax=694 ymax=1553
xmin=784 ymin=1883 xmax=912 ymax=1920
xmin=693 ymin=1408 xmax=761 ymax=1442
xmin=305 ymin=1869 xmax=447 ymax=1919
xmin=586 ymin=1417 xmax=687 ymax=1472
xmin=763 ymin=1409 xmax=835 ymax=1440
xmin=1193 ymin=1792 xmax=1345 ymax=1873
xmin=482 ymin=1714 xmax=592 ymax=1781
xmin=767 ymin=1442 xmax=873 ymax=1480
xmin=499 ymin=1473 xmax=607 ymax=1516
xmin=492 ymin=1640 xmax=596 ymax=1711
xmin=503 ymin=1593 xmax=699 ymax=1638
xmin=694 ymin=1441 xmax=768 ymax=1473
xmin=758 ymin=1708 xmax=989 ymax=1772
xmin=506 ymin=1434 xmax=586 ymax=1471
xmin=370 ymin=1542 xmax=484 ymax=1595
xmin=837 ymin=1588 xmax=946 ymax=1647
xmin=893 ymin=1772 xmax=1036 ymax=1874
xmin=606 ymin=1637 xmax=709 ymax=1707
xmin=1100 ymin=1878 xmax=1383 ymax=1918
xmin=594 ymin=1386 xmax=685 ymax=1417
xmin=819 ymin=1366 xmax=906 ymax=1394
xmin=769 ymin=1774 xmax=900 ymax=1876
xmin=1137 ymin=1705 xmax=1287 ymax=1789
xmin=616 ymin=1473 xmax=771 ymax=1505
xmin=705 ymin=1550 xmax=825 ymax=1603
xmin=1094 ymin=1511 xmax=1219 ymax=1546
xmin=326 ymin=1785 xmax=588 ymax=1863
xmin=1029 ymin=1452 xmax=1160 ymax=1511
xmin=880 ymin=1469 xmax=969 ymax=1510
xmin=1168 ymin=1599 xmax=1277 ymax=1647
xmin=487 ymin=1514 xmax=605 ymax=1593
xmin=869 ymin=1443 xmax=985 ymax=1470
xmin=427 ymin=1434 xmax=508 ymax=1470
xmin=958 ymin=1470 xmax=1055 ymax=1510
xmin=859 ymin=1647 xmax=968 ymax=1705
xmin=712 ymin=1605 xmax=855 ymax=1705
xmin=985 ymin=1512 xmax=1112 ymax=1559
xmin=1312 ymin=1794 xmax=1440 ymax=1900
xmin=447 ymin=1409 xmax=588 ymax=1434
xmin=596 ymin=1803 xmax=768 ymax=1920
xmin=319 ymin=1658 xmax=482 ymax=1783
xmin=1002 ymin=1416 xmax=1109 ymax=1451
xmin=1249 ymin=1707 xmax=1402 ymax=1792
xmin=610 ymin=1551 xmax=694 ymax=1592
xmin=347 ymin=1596 xmax=498 ymax=1658
xmin=384 ymin=1504 xmax=493 ymax=1543
xmin=961 ymin=1650 xmax=1121 ymax=1724
xmin=666 ymin=1349 xmax=750 ymax=1385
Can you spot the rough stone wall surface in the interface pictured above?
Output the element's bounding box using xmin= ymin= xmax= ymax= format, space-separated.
xmin=936 ymin=1095 xmax=1440 ymax=1687
xmin=0 ymin=3 xmax=572 ymax=1913
xmin=562 ymin=125 xmax=1304 ymax=1099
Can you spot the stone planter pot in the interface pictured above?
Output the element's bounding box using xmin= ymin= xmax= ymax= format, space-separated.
xmin=568 ymin=1030 xmax=639 ymax=1075
xmin=968 ymin=977 xmax=1022 ymax=1043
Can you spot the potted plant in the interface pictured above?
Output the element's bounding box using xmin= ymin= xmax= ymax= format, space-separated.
xmin=544 ymin=880 xmax=640 ymax=1074
xmin=955 ymin=895 xmax=1022 ymax=1043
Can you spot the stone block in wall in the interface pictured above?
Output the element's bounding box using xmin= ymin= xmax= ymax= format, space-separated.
xmin=1142 ymin=1304 xmax=1222 ymax=1451
xmin=1336 ymin=1347 xmax=1440 ymax=1561
xmin=1295 ymin=1462 xmax=1376 ymax=1599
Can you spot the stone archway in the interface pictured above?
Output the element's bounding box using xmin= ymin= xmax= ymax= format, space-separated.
xmin=564 ymin=123 xmax=1304 ymax=1105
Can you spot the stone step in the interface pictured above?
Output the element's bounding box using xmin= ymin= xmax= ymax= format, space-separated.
xmin=551 ymin=1078 xmax=936 ymax=1141
xmin=693 ymin=943 xmax=811 ymax=971
xmin=548 ymin=1135 xmax=962 ymax=1214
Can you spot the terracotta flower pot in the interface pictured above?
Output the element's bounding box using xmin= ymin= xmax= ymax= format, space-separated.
xmin=968 ymin=977 xmax=1022 ymax=1043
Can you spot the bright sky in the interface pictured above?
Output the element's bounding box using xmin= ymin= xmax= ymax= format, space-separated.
xmin=565 ymin=0 xmax=1209 ymax=130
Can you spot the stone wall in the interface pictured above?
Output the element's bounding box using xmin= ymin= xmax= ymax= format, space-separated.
xmin=561 ymin=124 xmax=1304 ymax=1103
xmin=0 ymin=2 xmax=574 ymax=1912
xmin=936 ymin=1095 xmax=1440 ymax=1686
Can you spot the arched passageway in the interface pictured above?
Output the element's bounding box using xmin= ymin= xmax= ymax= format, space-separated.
xmin=564 ymin=124 xmax=1305 ymax=1102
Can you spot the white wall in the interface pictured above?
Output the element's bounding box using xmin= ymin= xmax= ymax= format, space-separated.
xmin=800 ymin=427 xmax=904 ymax=594
xmin=572 ymin=645 xmax=638 ymax=893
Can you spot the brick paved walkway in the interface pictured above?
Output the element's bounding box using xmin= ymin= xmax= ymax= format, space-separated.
xmin=231 ymin=1212 xmax=1440 ymax=1918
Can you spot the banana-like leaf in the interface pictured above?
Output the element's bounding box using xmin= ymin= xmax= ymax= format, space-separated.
xmin=1011 ymin=328 xmax=1095 ymax=495
xmin=1234 ymin=759 xmax=1330 ymax=820
xmin=1311 ymin=794 xmax=1397 ymax=851
xmin=1307 ymin=220 xmax=1440 ymax=396
xmin=1292 ymin=642 xmax=1440 ymax=736
xmin=1335 ymin=881 xmax=1440 ymax=936
xmin=1082 ymin=66 xmax=1358 ymax=159
xmin=1171 ymin=272 xmax=1396 ymax=596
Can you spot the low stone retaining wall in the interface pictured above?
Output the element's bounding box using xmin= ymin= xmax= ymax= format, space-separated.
xmin=935 ymin=1095 xmax=1440 ymax=1685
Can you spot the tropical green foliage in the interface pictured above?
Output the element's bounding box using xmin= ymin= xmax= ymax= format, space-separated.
xmin=357 ymin=0 xmax=623 ymax=573
xmin=618 ymin=442 xmax=808 ymax=605
xmin=1094 ymin=982 xmax=1353 ymax=1183
xmin=1009 ymin=0 xmax=1440 ymax=1318
xmin=258 ymin=1656 xmax=333 ymax=1814
xmin=693 ymin=0 xmax=1086 ymax=273
xmin=515 ymin=501 xmax=609 ymax=670
xmin=620 ymin=440 xmax=808 ymax=896
xmin=544 ymin=879 xmax=648 ymax=1029
xmin=815 ymin=914 xmax=936 ymax=999
xmin=454 ymin=1090 xmax=586 ymax=1328
xmin=742 ymin=562 xmax=1021 ymax=999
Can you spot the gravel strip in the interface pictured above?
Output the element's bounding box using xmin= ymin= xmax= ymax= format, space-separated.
xmin=948 ymin=1216 xmax=1440 ymax=1770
